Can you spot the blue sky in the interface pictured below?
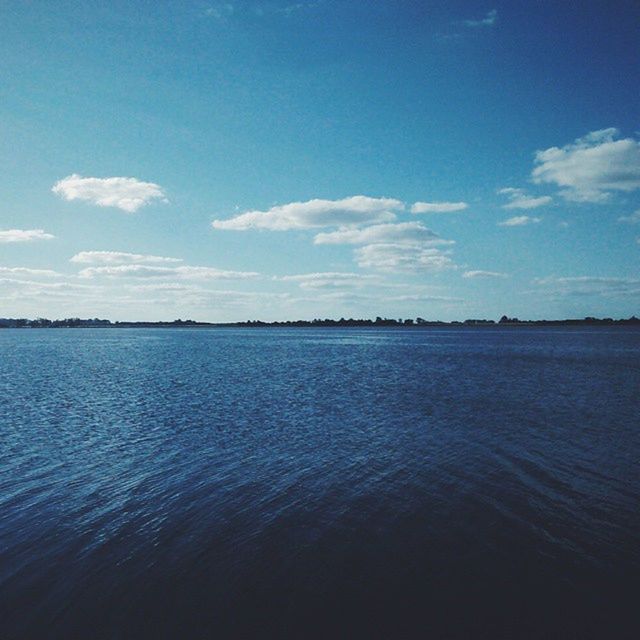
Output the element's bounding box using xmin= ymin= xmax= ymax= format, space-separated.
xmin=1 ymin=0 xmax=639 ymax=321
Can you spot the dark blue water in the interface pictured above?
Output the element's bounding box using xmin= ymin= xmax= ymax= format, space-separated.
xmin=1 ymin=327 xmax=639 ymax=639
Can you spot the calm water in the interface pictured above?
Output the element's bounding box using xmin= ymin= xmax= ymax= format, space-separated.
xmin=1 ymin=327 xmax=639 ymax=639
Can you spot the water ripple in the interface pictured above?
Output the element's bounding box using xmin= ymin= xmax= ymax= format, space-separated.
xmin=1 ymin=327 xmax=639 ymax=638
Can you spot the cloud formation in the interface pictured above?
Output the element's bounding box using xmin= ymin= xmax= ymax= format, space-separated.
xmin=204 ymin=3 xmax=234 ymax=19
xmin=78 ymin=265 xmax=259 ymax=280
xmin=0 ymin=278 xmax=92 ymax=303
xmin=211 ymin=195 xmax=459 ymax=274
xmin=302 ymin=290 xmax=463 ymax=305
xmin=280 ymin=272 xmax=377 ymax=289
xmin=274 ymin=2 xmax=321 ymax=16
xmin=462 ymin=270 xmax=508 ymax=279
xmin=0 ymin=229 xmax=55 ymax=243
xmin=313 ymin=221 xmax=456 ymax=273
xmin=212 ymin=196 xmax=402 ymax=231
xmin=498 ymin=215 xmax=541 ymax=227
xmin=205 ymin=2 xmax=319 ymax=20
xmin=313 ymin=222 xmax=445 ymax=246
xmin=354 ymin=244 xmax=455 ymax=273
xmin=618 ymin=209 xmax=640 ymax=224
xmin=531 ymin=128 xmax=640 ymax=202
xmin=70 ymin=251 xmax=182 ymax=264
xmin=410 ymin=201 xmax=468 ymax=214
xmin=463 ymin=9 xmax=497 ymax=28
xmin=534 ymin=276 xmax=640 ymax=298
xmin=0 ymin=267 xmax=60 ymax=278
xmin=52 ymin=175 xmax=167 ymax=212
xmin=498 ymin=188 xmax=552 ymax=210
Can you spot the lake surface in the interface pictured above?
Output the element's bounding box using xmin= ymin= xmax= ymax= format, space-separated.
xmin=1 ymin=327 xmax=639 ymax=638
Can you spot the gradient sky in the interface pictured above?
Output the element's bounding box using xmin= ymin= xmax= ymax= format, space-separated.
xmin=1 ymin=0 xmax=639 ymax=321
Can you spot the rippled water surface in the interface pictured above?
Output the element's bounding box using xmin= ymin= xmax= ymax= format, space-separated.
xmin=1 ymin=327 xmax=639 ymax=638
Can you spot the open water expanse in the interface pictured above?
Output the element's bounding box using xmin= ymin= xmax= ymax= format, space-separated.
xmin=1 ymin=327 xmax=639 ymax=638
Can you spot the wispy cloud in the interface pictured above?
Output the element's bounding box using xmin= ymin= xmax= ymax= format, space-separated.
xmin=127 ymin=283 xmax=203 ymax=293
xmin=280 ymin=272 xmax=377 ymax=289
xmin=275 ymin=2 xmax=322 ymax=16
xmin=385 ymin=293 xmax=463 ymax=303
xmin=52 ymin=175 xmax=167 ymax=213
xmin=354 ymin=243 xmax=455 ymax=273
xmin=0 ymin=278 xmax=93 ymax=303
xmin=411 ymin=201 xmax=468 ymax=214
xmin=463 ymin=9 xmax=497 ymax=28
xmin=462 ymin=270 xmax=508 ymax=279
xmin=0 ymin=229 xmax=55 ymax=243
xmin=532 ymin=128 xmax=640 ymax=202
xmin=618 ymin=209 xmax=640 ymax=224
xmin=78 ymin=265 xmax=260 ymax=280
xmin=0 ymin=267 xmax=61 ymax=278
xmin=205 ymin=2 xmax=320 ymax=20
xmin=303 ymin=290 xmax=463 ymax=305
xmin=314 ymin=222 xmax=446 ymax=246
xmin=497 ymin=188 xmax=552 ymax=210
xmin=534 ymin=275 xmax=640 ymax=298
xmin=314 ymin=222 xmax=456 ymax=274
xmin=212 ymin=196 xmax=402 ymax=231
xmin=203 ymin=3 xmax=234 ymax=19
xmin=70 ymin=251 xmax=182 ymax=264
xmin=498 ymin=215 xmax=542 ymax=227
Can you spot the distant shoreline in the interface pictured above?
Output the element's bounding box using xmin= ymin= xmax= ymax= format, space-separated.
xmin=2 ymin=316 xmax=639 ymax=329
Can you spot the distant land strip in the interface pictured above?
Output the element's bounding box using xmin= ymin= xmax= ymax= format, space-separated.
xmin=1 ymin=316 xmax=639 ymax=329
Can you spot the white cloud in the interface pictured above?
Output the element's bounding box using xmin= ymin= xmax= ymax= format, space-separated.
xmin=78 ymin=265 xmax=260 ymax=280
xmin=313 ymin=220 xmax=457 ymax=273
xmin=211 ymin=198 xmax=458 ymax=278
xmin=531 ymin=128 xmax=640 ymax=202
xmin=463 ymin=9 xmax=497 ymax=28
xmin=313 ymin=222 xmax=446 ymax=246
xmin=165 ymin=266 xmax=260 ymax=280
xmin=280 ymin=272 xmax=378 ymax=289
xmin=204 ymin=3 xmax=234 ymax=19
xmin=498 ymin=215 xmax=541 ymax=227
xmin=410 ymin=201 xmax=468 ymax=214
xmin=497 ymin=188 xmax=552 ymax=210
xmin=0 ymin=229 xmax=55 ymax=243
xmin=462 ymin=270 xmax=508 ymax=279
xmin=354 ymin=243 xmax=455 ymax=273
xmin=534 ymin=275 xmax=640 ymax=298
xmin=535 ymin=276 xmax=639 ymax=286
xmin=70 ymin=251 xmax=182 ymax=264
xmin=205 ymin=2 xmax=321 ymax=20
xmin=304 ymin=290 xmax=463 ymax=305
xmin=385 ymin=293 xmax=463 ymax=303
xmin=212 ymin=196 xmax=402 ymax=231
xmin=0 ymin=278 xmax=94 ymax=303
xmin=618 ymin=209 xmax=640 ymax=224
xmin=0 ymin=267 xmax=60 ymax=278
xmin=313 ymin=219 xmax=458 ymax=274
xmin=276 ymin=2 xmax=320 ymax=16
xmin=0 ymin=278 xmax=89 ymax=291
xmin=52 ymin=174 xmax=167 ymax=212
xmin=127 ymin=283 xmax=202 ymax=293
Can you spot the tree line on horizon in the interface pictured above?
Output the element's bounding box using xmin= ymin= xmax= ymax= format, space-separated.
xmin=1 ymin=315 xmax=639 ymax=329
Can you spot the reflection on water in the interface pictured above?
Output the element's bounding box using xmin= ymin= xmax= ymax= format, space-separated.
xmin=1 ymin=327 xmax=639 ymax=638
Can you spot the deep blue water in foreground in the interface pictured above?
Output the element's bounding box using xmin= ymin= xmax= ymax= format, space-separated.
xmin=1 ymin=327 xmax=639 ymax=639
